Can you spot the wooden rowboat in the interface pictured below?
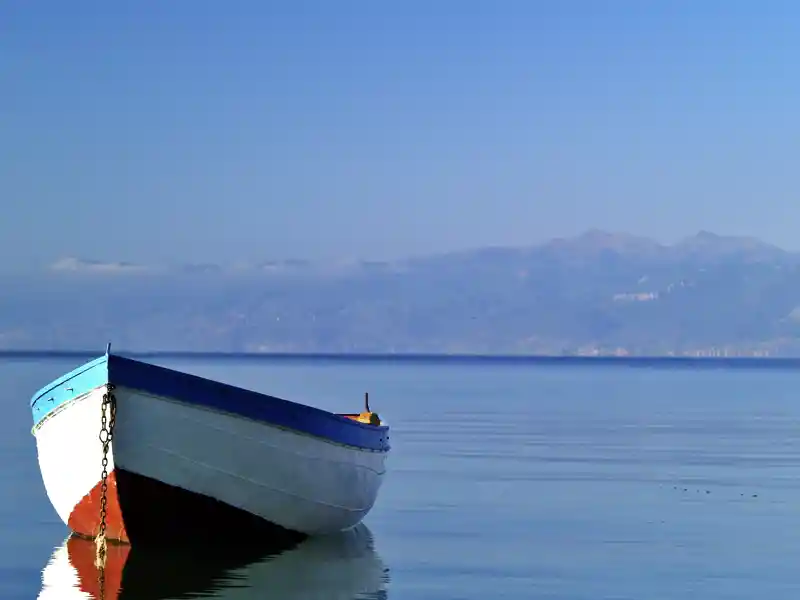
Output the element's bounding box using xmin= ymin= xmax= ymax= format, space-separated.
xmin=30 ymin=348 xmax=390 ymax=548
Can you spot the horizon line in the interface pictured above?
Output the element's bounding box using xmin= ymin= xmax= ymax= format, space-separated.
xmin=3 ymin=349 xmax=800 ymax=369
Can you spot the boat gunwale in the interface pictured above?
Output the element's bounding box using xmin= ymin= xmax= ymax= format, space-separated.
xmin=110 ymin=354 xmax=389 ymax=432
xmin=30 ymin=354 xmax=390 ymax=452
xmin=29 ymin=355 xmax=108 ymax=408
xmin=32 ymin=387 xmax=390 ymax=456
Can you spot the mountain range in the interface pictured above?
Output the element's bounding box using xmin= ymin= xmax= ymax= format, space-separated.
xmin=4 ymin=230 xmax=800 ymax=356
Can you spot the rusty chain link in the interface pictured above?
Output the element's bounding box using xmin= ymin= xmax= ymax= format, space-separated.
xmin=96 ymin=383 xmax=117 ymax=596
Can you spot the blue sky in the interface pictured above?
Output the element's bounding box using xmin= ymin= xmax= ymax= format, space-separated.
xmin=3 ymin=1 xmax=800 ymax=268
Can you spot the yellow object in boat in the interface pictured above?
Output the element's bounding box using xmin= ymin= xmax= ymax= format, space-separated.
xmin=341 ymin=392 xmax=382 ymax=425
xmin=351 ymin=411 xmax=381 ymax=426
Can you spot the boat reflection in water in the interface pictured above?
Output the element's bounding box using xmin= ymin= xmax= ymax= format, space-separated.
xmin=38 ymin=523 xmax=389 ymax=600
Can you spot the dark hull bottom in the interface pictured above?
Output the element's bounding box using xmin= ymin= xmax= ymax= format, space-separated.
xmin=69 ymin=468 xmax=307 ymax=548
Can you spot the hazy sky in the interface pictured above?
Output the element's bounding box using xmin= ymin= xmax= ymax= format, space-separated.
xmin=3 ymin=1 xmax=800 ymax=267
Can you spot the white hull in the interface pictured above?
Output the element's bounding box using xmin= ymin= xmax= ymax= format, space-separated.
xmin=114 ymin=386 xmax=387 ymax=534
xmin=34 ymin=388 xmax=112 ymax=529
xmin=34 ymin=385 xmax=387 ymax=537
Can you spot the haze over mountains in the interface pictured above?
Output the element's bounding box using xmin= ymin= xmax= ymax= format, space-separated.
xmin=4 ymin=230 xmax=800 ymax=356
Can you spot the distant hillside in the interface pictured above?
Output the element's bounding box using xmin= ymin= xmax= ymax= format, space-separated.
xmin=3 ymin=230 xmax=800 ymax=356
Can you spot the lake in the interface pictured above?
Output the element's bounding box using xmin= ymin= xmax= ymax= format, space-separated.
xmin=4 ymin=354 xmax=800 ymax=598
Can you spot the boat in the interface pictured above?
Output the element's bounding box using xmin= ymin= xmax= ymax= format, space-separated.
xmin=38 ymin=523 xmax=389 ymax=599
xmin=29 ymin=347 xmax=390 ymax=551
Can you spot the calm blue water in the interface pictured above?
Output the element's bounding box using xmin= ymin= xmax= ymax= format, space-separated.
xmin=4 ymin=355 xmax=800 ymax=598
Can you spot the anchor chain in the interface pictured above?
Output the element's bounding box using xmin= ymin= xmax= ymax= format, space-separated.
xmin=95 ymin=383 xmax=117 ymax=583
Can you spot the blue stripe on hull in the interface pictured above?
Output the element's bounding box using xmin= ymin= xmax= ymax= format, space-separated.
xmin=30 ymin=354 xmax=390 ymax=452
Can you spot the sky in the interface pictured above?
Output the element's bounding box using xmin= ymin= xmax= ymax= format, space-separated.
xmin=3 ymin=1 xmax=800 ymax=268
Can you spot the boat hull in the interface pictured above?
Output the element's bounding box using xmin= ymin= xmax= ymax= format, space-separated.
xmin=34 ymin=386 xmax=128 ymax=541
xmin=31 ymin=355 xmax=390 ymax=544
